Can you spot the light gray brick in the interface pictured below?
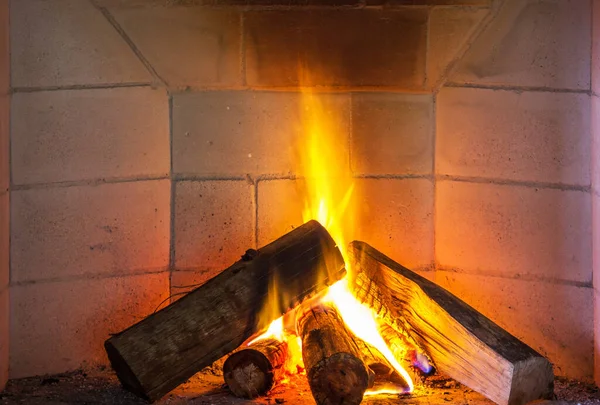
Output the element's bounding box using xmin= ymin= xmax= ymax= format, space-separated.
xmin=11 ymin=88 xmax=169 ymax=185
xmin=9 ymin=272 xmax=169 ymax=378
xmin=11 ymin=180 xmax=170 ymax=283
xmin=437 ymin=88 xmax=591 ymax=186
xmin=355 ymin=178 xmax=434 ymax=269
xmin=257 ymin=179 xmax=304 ymax=247
xmin=436 ymin=181 xmax=592 ymax=283
xmin=352 ymin=93 xmax=433 ymax=175
xmin=172 ymin=91 xmax=350 ymax=177
xmin=174 ymin=180 xmax=254 ymax=270
xmin=450 ymin=0 xmax=591 ymax=90
xmin=10 ymin=0 xmax=151 ymax=88
xmin=111 ymin=7 xmax=241 ymax=89
xmin=427 ymin=7 xmax=488 ymax=87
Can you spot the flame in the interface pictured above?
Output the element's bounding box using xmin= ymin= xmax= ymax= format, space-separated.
xmin=248 ymin=316 xmax=284 ymax=346
xmin=250 ymin=81 xmax=414 ymax=395
xmin=297 ymin=85 xmax=413 ymax=394
xmin=324 ymin=280 xmax=414 ymax=393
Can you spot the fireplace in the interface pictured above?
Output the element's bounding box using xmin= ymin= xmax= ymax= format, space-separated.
xmin=0 ymin=0 xmax=599 ymax=403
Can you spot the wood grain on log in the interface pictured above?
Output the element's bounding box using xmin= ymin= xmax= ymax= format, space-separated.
xmin=296 ymin=303 xmax=370 ymax=405
xmin=348 ymin=241 xmax=554 ymax=405
xmin=223 ymin=338 xmax=287 ymax=398
xmin=104 ymin=220 xmax=346 ymax=402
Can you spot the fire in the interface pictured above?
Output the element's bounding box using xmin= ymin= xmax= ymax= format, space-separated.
xmin=251 ymin=84 xmax=413 ymax=396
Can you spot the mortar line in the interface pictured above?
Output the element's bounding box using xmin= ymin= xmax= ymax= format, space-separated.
xmin=352 ymin=173 xmax=431 ymax=180
xmin=437 ymin=174 xmax=591 ymax=192
xmin=436 ymin=267 xmax=593 ymax=289
xmin=168 ymin=94 xmax=176 ymax=296
xmin=11 ymin=82 xmax=153 ymax=93
xmin=10 ymin=267 xmax=171 ymax=287
xmin=174 ymin=174 xmax=299 ymax=182
xmin=445 ymin=82 xmax=591 ymax=95
xmin=431 ymin=93 xmax=438 ymax=273
xmin=348 ymin=93 xmax=354 ymax=175
xmin=240 ymin=11 xmax=247 ymax=87
xmin=11 ymin=174 xmax=170 ymax=191
xmin=423 ymin=6 xmax=431 ymax=89
xmin=253 ymin=180 xmax=259 ymax=249
xmin=93 ymin=4 xmax=168 ymax=88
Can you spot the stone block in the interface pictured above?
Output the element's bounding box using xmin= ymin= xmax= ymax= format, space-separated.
xmin=0 ymin=192 xmax=7 ymax=290
xmin=0 ymin=95 xmax=7 ymax=193
xmin=450 ymin=0 xmax=591 ymax=90
xmin=257 ymin=179 xmax=304 ymax=247
xmin=437 ymin=87 xmax=591 ymax=186
xmin=9 ymin=272 xmax=169 ymax=378
xmin=435 ymin=272 xmax=593 ymax=379
xmin=172 ymin=91 xmax=350 ymax=177
xmin=11 ymin=88 xmax=169 ymax=185
xmin=11 ymin=180 xmax=170 ymax=283
xmin=244 ymin=9 xmax=427 ymax=88
xmin=594 ymin=0 xmax=600 ymax=95
xmin=427 ymin=7 xmax=489 ymax=87
xmin=355 ymin=178 xmax=434 ymax=269
xmin=0 ymin=286 xmax=7 ymax=390
xmin=174 ymin=180 xmax=254 ymax=271
xmin=0 ymin=0 xmax=8 ymax=95
xmin=111 ymin=7 xmax=241 ymax=89
xmin=10 ymin=0 xmax=151 ymax=88
xmin=351 ymin=93 xmax=433 ymax=176
xmin=436 ymin=181 xmax=592 ymax=283
xmin=593 ymin=96 xmax=600 ymax=193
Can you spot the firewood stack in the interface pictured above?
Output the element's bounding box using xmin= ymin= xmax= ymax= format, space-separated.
xmin=105 ymin=221 xmax=555 ymax=405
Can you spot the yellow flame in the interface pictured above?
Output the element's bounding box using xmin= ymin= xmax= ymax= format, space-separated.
xmin=324 ymin=280 xmax=414 ymax=392
xmin=297 ymin=85 xmax=413 ymax=393
xmin=248 ymin=316 xmax=284 ymax=346
xmin=249 ymin=78 xmax=414 ymax=394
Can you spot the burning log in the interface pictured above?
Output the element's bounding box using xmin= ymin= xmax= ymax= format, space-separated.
xmin=296 ymin=303 xmax=370 ymax=405
xmin=104 ymin=220 xmax=346 ymax=402
xmin=354 ymin=338 xmax=410 ymax=391
xmin=223 ymin=338 xmax=287 ymax=398
xmin=348 ymin=241 xmax=554 ymax=405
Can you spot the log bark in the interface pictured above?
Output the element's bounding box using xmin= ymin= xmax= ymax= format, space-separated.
xmin=296 ymin=303 xmax=370 ymax=405
xmin=223 ymin=338 xmax=287 ymax=398
xmin=104 ymin=220 xmax=346 ymax=402
xmin=348 ymin=241 xmax=554 ymax=405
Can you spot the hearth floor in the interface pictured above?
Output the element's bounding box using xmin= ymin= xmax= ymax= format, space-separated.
xmin=1 ymin=366 xmax=599 ymax=405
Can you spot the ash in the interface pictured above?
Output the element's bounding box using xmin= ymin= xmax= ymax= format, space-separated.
xmin=1 ymin=365 xmax=599 ymax=405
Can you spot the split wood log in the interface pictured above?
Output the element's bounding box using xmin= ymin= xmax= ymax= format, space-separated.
xmin=223 ymin=338 xmax=287 ymax=398
xmin=378 ymin=324 xmax=435 ymax=380
xmin=104 ymin=220 xmax=346 ymax=402
xmin=348 ymin=241 xmax=554 ymax=405
xmin=354 ymin=338 xmax=410 ymax=391
xmin=296 ymin=303 xmax=370 ymax=405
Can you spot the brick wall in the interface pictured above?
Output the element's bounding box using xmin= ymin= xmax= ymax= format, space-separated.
xmin=0 ymin=0 xmax=8 ymax=391
xmin=6 ymin=0 xmax=595 ymax=384
xmin=436 ymin=0 xmax=593 ymax=379
xmin=593 ymin=0 xmax=600 ymax=386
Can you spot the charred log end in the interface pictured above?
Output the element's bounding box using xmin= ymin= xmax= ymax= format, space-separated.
xmin=308 ymin=352 xmax=369 ymax=405
xmin=104 ymin=340 xmax=149 ymax=401
xmin=223 ymin=349 xmax=274 ymax=398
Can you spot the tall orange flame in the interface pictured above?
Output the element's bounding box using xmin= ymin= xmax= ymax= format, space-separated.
xmin=297 ymin=85 xmax=414 ymax=393
xmin=250 ymin=73 xmax=413 ymax=396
